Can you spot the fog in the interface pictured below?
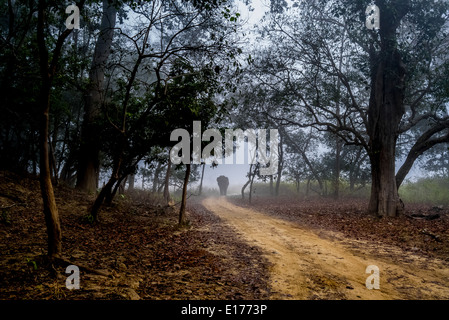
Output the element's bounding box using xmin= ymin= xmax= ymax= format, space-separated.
xmin=198 ymin=163 xmax=250 ymax=191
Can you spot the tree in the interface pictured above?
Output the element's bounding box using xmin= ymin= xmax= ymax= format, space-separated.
xmin=421 ymin=143 xmax=449 ymax=178
xmin=284 ymin=152 xmax=305 ymax=195
xmin=76 ymin=0 xmax=117 ymax=193
xmin=258 ymin=0 xmax=449 ymax=216
xmin=241 ymin=163 xmax=254 ymax=199
xmin=86 ymin=0 xmax=239 ymax=221
xmin=1 ymin=0 xmax=45 ymax=174
xmin=179 ymin=163 xmax=191 ymax=225
xmin=163 ymin=155 xmax=173 ymax=204
xmin=198 ymin=162 xmax=206 ymax=195
xmin=36 ymin=0 xmax=86 ymax=258
xmin=165 ymin=59 xmax=226 ymax=225
xmin=342 ymin=144 xmax=370 ymax=192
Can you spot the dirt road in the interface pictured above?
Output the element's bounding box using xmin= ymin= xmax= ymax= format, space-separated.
xmin=202 ymin=197 xmax=449 ymax=300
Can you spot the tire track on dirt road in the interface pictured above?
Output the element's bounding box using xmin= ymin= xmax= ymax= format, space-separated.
xmin=202 ymin=197 xmax=449 ymax=300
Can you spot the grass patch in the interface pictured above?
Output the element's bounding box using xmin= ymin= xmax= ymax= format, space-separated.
xmin=399 ymin=177 xmax=449 ymax=205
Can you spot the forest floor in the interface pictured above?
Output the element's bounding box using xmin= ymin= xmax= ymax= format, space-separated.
xmin=0 ymin=171 xmax=271 ymax=300
xmin=1 ymin=171 xmax=449 ymax=300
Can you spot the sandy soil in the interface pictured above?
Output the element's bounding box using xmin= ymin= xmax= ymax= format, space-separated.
xmin=202 ymin=197 xmax=449 ymax=300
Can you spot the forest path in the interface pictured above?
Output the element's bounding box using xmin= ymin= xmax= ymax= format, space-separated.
xmin=202 ymin=197 xmax=449 ymax=300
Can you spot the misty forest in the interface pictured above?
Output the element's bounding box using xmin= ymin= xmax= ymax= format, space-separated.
xmin=1 ymin=0 xmax=449 ymax=301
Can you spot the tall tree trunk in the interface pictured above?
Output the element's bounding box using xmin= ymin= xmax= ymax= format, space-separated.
xmin=198 ymin=162 xmax=205 ymax=196
xmin=163 ymin=159 xmax=172 ymax=205
xmin=333 ymin=29 xmax=344 ymax=200
xmin=128 ymin=173 xmax=135 ymax=191
xmin=57 ymin=122 xmax=70 ymax=175
xmin=76 ymin=0 xmax=116 ymax=193
xmin=36 ymin=0 xmax=86 ymax=258
xmin=365 ymin=1 xmax=412 ymax=217
xmin=241 ymin=163 xmax=253 ymax=199
xmin=368 ymin=143 xmax=402 ymax=217
xmin=249 ymin=164 xmax=257 ymax=204
xmin=275 ymin=134 xmax=283 ymax=197
xmin=367 ymin=45 xmax=406 ymax=216
xmin=334 ymin=138 xmax=341 ymax=199
xmin=275 ymin=172 xmax=281 ymax=196
xmin=296 ymin=178 xmax=300 ymax=194
xmin=349 ymin=172 xmax=355 ymax=192
xmin=152 ymin=162 xmax=162 ymax=193
xmin=306 ymin=178 xmax=311 ymax=197
xmin=48 ymin=136 xmax=58 ymax=185
xmin=179 ymin=164 xmax=190 ymax=226
xmin=38 ymin=82 xmax=62 ymax=258
xmin=32 ymin=129 xmax=38 ymax=175
xmin=88 ymin=11 xmax=146 ymax=218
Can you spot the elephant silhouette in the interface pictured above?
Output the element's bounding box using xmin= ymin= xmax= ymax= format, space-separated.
xmin=216 ymin=175 xmax=229 ymax=196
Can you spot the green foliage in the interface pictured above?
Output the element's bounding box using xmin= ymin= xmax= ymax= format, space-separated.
xmin=84 ymin=213 xmax=95 ymax=224
xmin=26 ymin=258 xmax=38 ymax=271
xmin=222 ymin=7 xmax=240 ymax=22
xmin=159 ymin=58 xmax=225 ymax=134
xmin=246 ymin=180 xmax=372 ymax=199
xmin=399 ymin=177 xmax=449 ymax=205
